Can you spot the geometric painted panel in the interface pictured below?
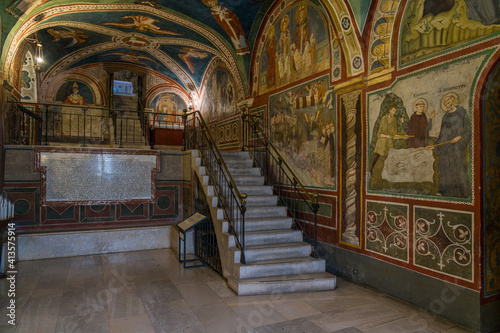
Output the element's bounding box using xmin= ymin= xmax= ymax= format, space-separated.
xmin=43 ymin=204 xmax=78 ymax=225
xmin=414 ymin=206 xmax=473 ymax=282
xmin=3 ymin=187 xmax=40 ymax=226
xmin=80 ymin=205 xmax=116 ymax=223
xmin=366 ymin=201 xmax=409 ymax=262
xmin=117 ymin=203 xmax=147 ymax=220
xmin=149 ymin=186 xmax=179 ymax=219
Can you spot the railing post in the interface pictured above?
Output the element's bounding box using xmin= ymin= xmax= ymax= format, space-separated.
xmin=240 ymin=193 xmax=247 ymax=265
xmin=241 ymin=111 xmax=247 ymax=151
xmin=312 ymin=193 xmax=319 ymax=258
xmin=119 ymin=110 xmax=124 ymax=148
xmin=182 ymin=108 xmax=188 ymax=151
xmin=82 ymin=107 xmax=88 ymax=147
xmin=44 ymin=105 xmax=49 ymax=145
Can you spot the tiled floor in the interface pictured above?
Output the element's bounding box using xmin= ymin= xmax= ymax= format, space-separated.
xmin=0 ymin=249 xmax=473 ymax=333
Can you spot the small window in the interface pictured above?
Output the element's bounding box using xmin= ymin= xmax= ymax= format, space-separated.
xmin=113 ymin=80 xmax=135 ymax=96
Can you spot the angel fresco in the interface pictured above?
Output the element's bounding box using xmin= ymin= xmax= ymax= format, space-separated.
xmin=201 ymin=0 xmax=250 ymax=55
xmin=47 ymin=28 xmax=88 ymax=48
xmin=178 ymin=48 xmax=209 ymax=74
xmin=102 ymin=51 xmax=158 ymax=65
xmin=103 ymin=16 xmax=182 ymax=36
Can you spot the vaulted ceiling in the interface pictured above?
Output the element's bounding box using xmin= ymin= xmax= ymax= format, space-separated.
xmin=1 ymin=0 xmax=274 ymax=97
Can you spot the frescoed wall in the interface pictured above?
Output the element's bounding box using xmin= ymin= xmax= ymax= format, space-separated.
xmin=55 ymin=81 xmax=95 ymax=105
xmin=20 ymin=50 xmax=37 ymax=102
xmin=367 ymin=52 xmax=491 ymax=201
xmin=268 ymin=76 xmax=336 ymax=188
xmin=258 ymin=1 xmax=330 ymax=95
xmin=150 ymin=93 xmax=187 ymax=124
xmin=484 ymin=60 xmax=500 ymax=298
xmin=400 ymin=0 xmax=500 ymax=66
xmin=201 ymin=67 xmax=239 ymax=123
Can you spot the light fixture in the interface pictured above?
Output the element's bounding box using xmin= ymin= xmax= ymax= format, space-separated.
xmin=25 ymin=33 xmax=44 ymax=72
xmin=34 ymin=40 xmax=44 ymax=72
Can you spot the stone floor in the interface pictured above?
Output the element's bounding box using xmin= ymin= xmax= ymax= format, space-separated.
xmin=0 ymin=249 xmax=473 ymax=333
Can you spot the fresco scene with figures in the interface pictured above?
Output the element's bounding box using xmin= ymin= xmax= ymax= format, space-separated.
xmin=400 ymin=0 xmax=500 ymax=65
xmin=150 ymin=93 xmax=187 ymax=124
xmin=258 ymin=1 xmax=330 ymax=95
xmin=1 ymin=0 xmax=500 ymax=331
xmin=268 ymin=76 xmax=336 ymax=188
xmin=201 ymin=68 xmax=239 ymax=123
xmin=367 ymin=53 xmax=490 ymax=201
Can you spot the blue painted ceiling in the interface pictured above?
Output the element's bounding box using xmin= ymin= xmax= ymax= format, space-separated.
xmin=1 ymin=0 xmax=272 ymax=94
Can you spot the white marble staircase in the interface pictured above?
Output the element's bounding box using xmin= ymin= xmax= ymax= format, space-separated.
xmin=191 ymin=150 xmax=337 ymax=296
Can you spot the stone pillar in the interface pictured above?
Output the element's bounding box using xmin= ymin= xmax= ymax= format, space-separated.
xmin=340 ymin=90 xmax=360 ymax=246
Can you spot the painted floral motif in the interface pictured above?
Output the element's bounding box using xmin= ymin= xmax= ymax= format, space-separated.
xmin=414 ymin=207 xmax=473 ymax=281
xmin=365 ymin=201 xmax=408 ymax=262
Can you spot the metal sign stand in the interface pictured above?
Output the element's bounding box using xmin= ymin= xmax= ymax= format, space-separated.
xmin=177 ymin=213 xmax=208 ymax=268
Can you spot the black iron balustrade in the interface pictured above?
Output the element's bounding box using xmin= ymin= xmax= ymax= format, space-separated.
xmin=242 ymin=112 xmax=320 ymax=255
xmin=193 ymin=192 xmax=222 ymax=275
xmin=7 ymin=100 xmax=187 ymax=148
xmin=185 ymin=111 xmax=248 ymax=264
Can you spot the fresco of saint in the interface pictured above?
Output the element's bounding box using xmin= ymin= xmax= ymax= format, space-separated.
xmin=259 ymin=2 xmax=329 ymax=95
xmin=202 ymin=0 xmax=250 ymax=55
xmin=63 ymin=82 xmax=87 ymax=105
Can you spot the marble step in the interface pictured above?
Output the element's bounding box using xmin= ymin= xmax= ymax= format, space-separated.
xmin=227 ymin=167 xmax=261 ymax=176
xmin=244 ymin=195 xmax=278 ymax=206
xmin=233 ymin=256 xmax=326 ymax=279
xmin=244 ymin=205 xmax=287 ymax=218
xmin=240 ymin=229 xmax=302 ymax=247
xmin=219 ymin=151 xmax=251 ymax=160
xmin=228 ymin=272 xmax=337 ymax=296
xmin=237 ymin=185 xmax=273 ymax=196
xmin=230 ymin=242 xmax=312 ymax=263
xmin=224 ymin=216 xmax=293 ymax=233
xmin=224 ymin=159 xmax=254 ymax=169
xmin=232 ymin=175 xmax=265 ymax=186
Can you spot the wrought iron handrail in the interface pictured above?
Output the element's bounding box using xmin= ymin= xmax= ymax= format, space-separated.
xmin=242 ymin=112 xmax=319 ymax=254
xmin=185 ymin=110 xmax=248 ymax=264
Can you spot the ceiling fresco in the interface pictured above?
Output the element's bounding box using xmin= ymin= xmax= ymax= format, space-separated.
xmin=1 ymin=0 xmax=274 ymax=97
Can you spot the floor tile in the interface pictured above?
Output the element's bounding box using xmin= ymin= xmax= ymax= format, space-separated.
xmin=2 ymin=248 xmax=477 ymax=333
xmin=144 ymin=299 xmax=206 ymax=333
xmin=241 ymin=317 xmax=327 ymax=333
xmin=192 ymin=301 xmax=243 ymax=333
xmin=55 ymin=309 xmax=109 ymax=333
xmin=109 ymin=314 xmax=155 ymax=333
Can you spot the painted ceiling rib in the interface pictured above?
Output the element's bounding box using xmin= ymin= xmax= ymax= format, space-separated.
xmin=4 ymin=3 xmax=247 ymax=96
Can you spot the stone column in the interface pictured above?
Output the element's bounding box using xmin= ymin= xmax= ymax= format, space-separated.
xmin=341 ymin=90 xmax=360 ymax=246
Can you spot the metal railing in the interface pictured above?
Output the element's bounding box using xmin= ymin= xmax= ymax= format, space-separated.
xmin=7 ymin=103 xmax=43 ymax=145
xmin=185 ymin=111 xmax=248 ymax=264
xmin=242 ymin=112 xmax=319 ymax=254
xmin=194 ymin=192 xmax=222 ymax=275
xmin=6 ymin=101 xmax=186 ymax=148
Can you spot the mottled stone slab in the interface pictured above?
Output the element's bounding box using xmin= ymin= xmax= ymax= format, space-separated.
xmin=38 ymin=150 xmax=158 ymax=203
